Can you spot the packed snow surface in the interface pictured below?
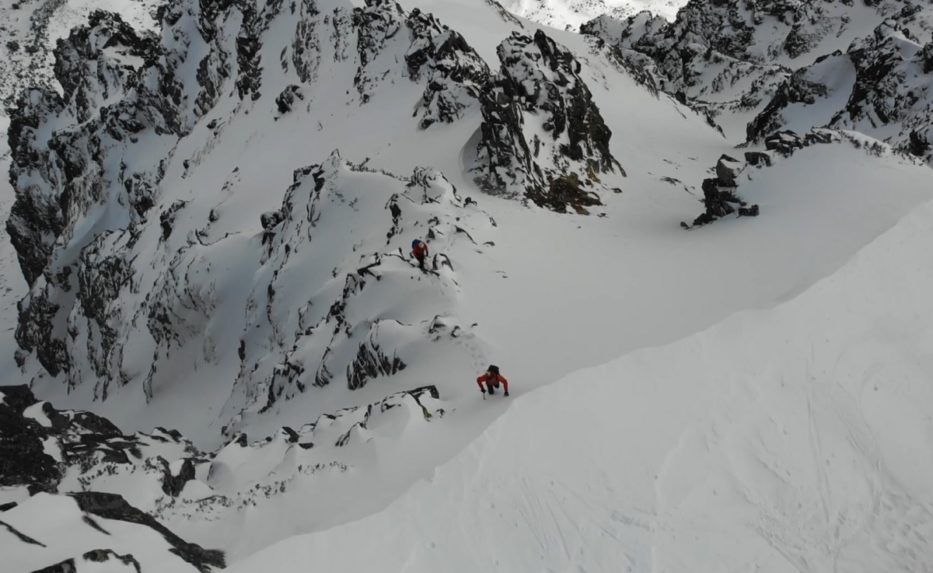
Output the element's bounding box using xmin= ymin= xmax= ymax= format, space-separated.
xmin=231 ymin=194 xmax=933 ymax=573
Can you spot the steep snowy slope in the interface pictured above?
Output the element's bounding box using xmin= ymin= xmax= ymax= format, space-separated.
xmin=9 ymin=0 xmax=928 ymax=446
xmin=229 ymin=191 xmax=933 ymax=573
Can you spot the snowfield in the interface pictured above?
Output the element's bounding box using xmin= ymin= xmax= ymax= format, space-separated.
xmin=230 ymin=191 xmax=933 ymax=573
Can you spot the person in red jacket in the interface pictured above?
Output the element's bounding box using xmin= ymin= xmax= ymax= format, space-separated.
xmin=411 ymin=239 xmax=429 ymax=270
xmin=477 ymin=365 xmax=509 ymax=396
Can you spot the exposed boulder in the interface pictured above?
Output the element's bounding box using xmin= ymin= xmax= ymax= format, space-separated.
xmin=765 ymin=130 xmax=805 ymax=155
xmin=275 ymin=84 xmax=305 ymax=115
xmin=744 ymin=151 xmax=773 ymax=167
xmin=715 ymin=154 xmax=744 ymax=186
xmin=688 ymin=154 xmax=759 ymax=227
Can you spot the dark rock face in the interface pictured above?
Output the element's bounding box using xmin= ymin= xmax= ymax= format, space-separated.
xmin=8 ymin=11 xmax=157 ymax=286
xmin=346 ymin=327 xmax=407 ymax=390
xmin=473 ymin=30 xmax=622 ymax=212
xmin=0 ymin=385 xmax=204 ymax=498
xmin=5 ymin=12 xmax=179 ymax=380
xmin=744 ymin=151 xmax=772 ymax=167
xmin=405 ymin=8 xmax=491 ymax=128
xmin=746 ymin=52 xmax=840 ymax=142
xmin=0 ymin=386 xmax=61 ymax=492
xmin=715 ymin=154 xmax=743 ymax=186
xmin=160 ymin=458 xmax=196 ymax=497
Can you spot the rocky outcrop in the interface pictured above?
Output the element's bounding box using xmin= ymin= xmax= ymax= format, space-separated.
xmin=405 ymin=9 xmax=491 ymax=128
xmin=473 ymin=30 xmax=623 ymax=213
xmin=582 ymin=0 xmax=931 ymax=136
xmin=0 ymin=385 xmax=203 ymax=497
xmin=0 ymin=386 xmax=61 ymax=492
xmin=687 ymin=154 xmax=760 ymax=227
xmin=749 ymin=22 xmax=933 ymax=162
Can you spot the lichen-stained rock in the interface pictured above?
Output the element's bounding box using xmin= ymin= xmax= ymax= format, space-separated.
xmin=473 ymin=30 xmax=623 ymax=213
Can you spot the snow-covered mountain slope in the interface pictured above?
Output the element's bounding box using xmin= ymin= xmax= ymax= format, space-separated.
xmin=229 ymin=191 xmax=933 ymax=573
xmin=0 ymin=382 xmax=449 ymax=562
xmin=748 ymin=22 xmax=933 ymax=160
xmin=497 ymin=0 xmax=687 ymax=30
xmin=583 ymin=0 xmax=933 ymax=142
xmin=7 ymin=0 xmax=928 ymax=443
xmin=2 ymin=0 xmax=932 ymax=570
xmin=4 ymin=492 xmax=224 ymax=572
xmin=0 ymin=0 xmax=159 ymax=109
xmin=0 ymin=1 xmax=161 ymax=389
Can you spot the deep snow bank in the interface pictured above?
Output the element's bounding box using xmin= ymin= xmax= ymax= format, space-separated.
xmin=230 ymin=196 xmax=933 ymax=572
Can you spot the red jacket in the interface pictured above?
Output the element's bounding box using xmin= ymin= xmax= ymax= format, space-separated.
xmin=477 ymin=373 xmax=508 ymax=393
xmin=412 ymin=242 xmax=429 ymax=259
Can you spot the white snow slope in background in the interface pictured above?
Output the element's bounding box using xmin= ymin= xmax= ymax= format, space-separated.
xmin=499 ymin=0 xmax=687 ymax=29
xmin=232 ymin=189 xmax=933 ymax=573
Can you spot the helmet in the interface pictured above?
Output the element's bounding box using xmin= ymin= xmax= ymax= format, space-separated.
xmin=412 ymin=239 xmax=421 ymax=249
xmin=487 ymin=365 xmax=499 ymax=375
